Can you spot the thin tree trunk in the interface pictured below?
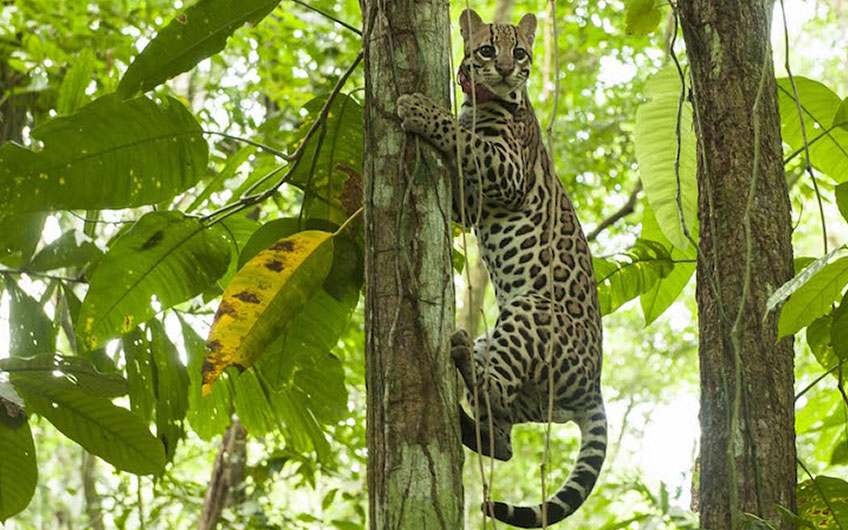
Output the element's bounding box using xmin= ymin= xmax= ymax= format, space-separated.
xmin=198 ymin=419 xmax=247 ymax=530
xmin=360 ymin=0 xmax=463 ymax=528
xmin=678 ymin=2 xmax=796 ymax=529
xmin=458 ymin=252 xmax=488 ymax=339
xmin=81 ymin=450 xmax=105 ymax=530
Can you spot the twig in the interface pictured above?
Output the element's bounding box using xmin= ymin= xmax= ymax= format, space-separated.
xmin=202 ymin=130 xmax=290 ymax=161
xmin=290 ymin=0 xmax=361 ymax=36
xmin=586 ymin=181 xmax=642 ymax=241
xmin=201 ymin=50 xmax=363 ymax=226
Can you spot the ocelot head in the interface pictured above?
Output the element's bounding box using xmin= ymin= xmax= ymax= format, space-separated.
xmin=458 ymin=9 xmax=537 ymax=100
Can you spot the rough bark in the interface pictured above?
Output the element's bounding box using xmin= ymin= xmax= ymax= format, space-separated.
xmin=678 ymin=2 xmax=797 ymax=529
xmin=198 ymin=419 xmax=247 ymax=530
xmin=360 ymin=0 xmax=463 ymax=528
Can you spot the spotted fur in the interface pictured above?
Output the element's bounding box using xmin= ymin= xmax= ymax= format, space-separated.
xmin=397 ymin=9 xmax=606 ymax=528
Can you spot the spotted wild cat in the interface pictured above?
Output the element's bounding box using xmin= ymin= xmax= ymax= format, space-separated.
xmin=396 ymin=9 xmax=607 ymax=528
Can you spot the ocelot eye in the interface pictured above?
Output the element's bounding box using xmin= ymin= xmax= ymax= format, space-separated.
xmin=478 ymin=45 xmax=496 ymax=58
xmin=513 ymin=47 xmax=527 ymax=60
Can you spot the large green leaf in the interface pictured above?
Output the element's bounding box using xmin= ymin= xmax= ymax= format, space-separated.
xmin=203 ymin=230 xmax=334 ymax=393
xmin=796 ymin=476 xmax=848 ymax=529
xmin=0 ymin=400 xmax=36 ymax=522
xmin=77 ymin=211 xmax=231 ymax=349
xmin=0 ymin=212 xmax=45 ymax=266
xmin=830 ymin=291 xmax=848 ymax=362
xmin=27 ymin=230 xmax=102 ymax=272
xmin=149 ymin=320 xmax=188 ymax=462
xmin=593 ymin=239 xmax=674 ymax=316
xmin=179 ymin=315 xmax=232 ymax=441
xmin=766 ymin=246 xmax=846 ymax=316
xmin=777 ymin=77 xmax=848 ymax=183
xmin=0 ymin=95 xmax=207 ymax=212
xmin=0 ymin=354 xmax=129 ymax=398
xmin=6 ymin=277 xmax=55 ymax=357
xmin=639 ymin=205 xmax=696 ymax=325
xmin=56 ymin=48 xmax=95 ymax=115
xmin=118 ymin=0 xmax=280 ymax=97
xmin=10 ymin=372 xmax=165 ymax=475
xmin=777 ymin=256 xmax=848 ymax=339
xmin=233 ymin=368 xmax=278 ymax=436
xmin=806 ymin=315 xmax=839 ymax=373
xmin=287 ymin=94 xmax=363 ymax=224
xmin=635 ymin=67 xmax=698 ymax=250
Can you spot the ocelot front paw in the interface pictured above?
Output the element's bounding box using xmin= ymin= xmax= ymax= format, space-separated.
xmin=397 ymin=93 xmax=448 ymax=139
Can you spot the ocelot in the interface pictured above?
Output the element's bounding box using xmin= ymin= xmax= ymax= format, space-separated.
xmin=396 ymin=9 xmax=607 ymax=528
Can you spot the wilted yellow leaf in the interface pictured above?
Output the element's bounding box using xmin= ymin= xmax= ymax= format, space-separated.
xmin=202 ymin=230 xmax=334 ymax=395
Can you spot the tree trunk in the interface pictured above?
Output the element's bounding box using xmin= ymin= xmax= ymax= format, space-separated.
xmin=81 ymin=450 xmax=105 ymax=530
xmin=360 ymin=0 xmax=463 ymax=528
xmin=198 ymin=419 xmax=247 ymax=530
xmin=678 ymin=2 xmax=797 ymax=529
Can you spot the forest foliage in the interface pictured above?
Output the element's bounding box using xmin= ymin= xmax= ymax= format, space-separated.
xmin=1 ymin=0 xmax=847 ymax=528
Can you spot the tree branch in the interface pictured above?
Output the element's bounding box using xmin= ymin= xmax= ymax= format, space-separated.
xmin=586 ymin=181 xmax=642 ymax=242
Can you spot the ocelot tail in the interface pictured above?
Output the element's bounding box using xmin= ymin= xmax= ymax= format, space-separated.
xmin=396 ymin=9 xmax=607 ymax=528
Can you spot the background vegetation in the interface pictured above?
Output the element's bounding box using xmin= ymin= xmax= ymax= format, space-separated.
xmin=0 ymin=0 xmax=846 ymax=528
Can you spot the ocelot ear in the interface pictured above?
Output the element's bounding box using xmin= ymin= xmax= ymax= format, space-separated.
xmin=459 ymin=9 xmax=484 ymax=41
xmin=517 ymin=13 xmax=537 ymax=48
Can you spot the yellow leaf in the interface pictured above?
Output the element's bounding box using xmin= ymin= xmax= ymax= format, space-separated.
xmin=202 ymin=230 xmax=334 ymax=395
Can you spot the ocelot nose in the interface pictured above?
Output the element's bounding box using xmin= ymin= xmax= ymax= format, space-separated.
xmin=495 ymin=63 xmax=513 ymax=77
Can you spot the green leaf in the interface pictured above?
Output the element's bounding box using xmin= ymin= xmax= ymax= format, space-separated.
xmin=287 ymin=94 xmax=363 ymax=224
xmin=77 ymin=211 xmax=231 ymax=349
xmin=238 ymin=217 xmax=304 ymax=269
xmin=594 ymin=238 xmax=674 ymax=316
xmin=57 ymin=48 xmax=95 ymax=115
xmin=203 ymin=230 xmax=334 ymax=393
xmin=233 ymin=368 xmax=278 ymax=435
xmin=28 ymin=230 xmax=102 ymax=272
xmin=179 ymin=315 xmax=232 ymax=441
xmin=836 ymin=183 xmax=848 ymax=223
xmin=635 ymin=67 xmax=698 ymax=249
xmin=0 ymin=403 xmax=36 ymax=522
xmin=0 ymin=212 xmax=45 ymax=266
xmin=831 ymin=291 xmax=848 ymax=361
xmin=639 ymin=205 xmax=695 ymax=325
xmin=796 ymin=476 xmax=848 ymax=529
xmin=0 ymin=95 xmax=207 ymax=212
xmin=11 ymin=372 xmax=165 ymax=475
xmin=625 ymin=0 xmax=663 ymax=36
xmin=117 ymin=0 xmax=280 ymax=97
xmin=187 ymin=145 xmax=257 ymax=213
xmin=0 ymin=354 xmax=129 ymax=398
xmin=777 ymin=77 xmax=848 ymax=183
xmin=766 ymin=246 xmax=846 ymax=316
xmin=777 ymin=256 xmax=848 ymax=339
xmin=834 ymin=98 xmax=848 ymax=131
xmin=121 ymin=329 xmax=156 ymax=422
xmin=807 ymin=315 xmax=838 ymax=372
xmin=149 ymin=319 xmax=188 ymax=462
xmin=831 ymin=437 xmax=848 ymax=466
xmin=6 ymin=277 xmax=55 ymax=357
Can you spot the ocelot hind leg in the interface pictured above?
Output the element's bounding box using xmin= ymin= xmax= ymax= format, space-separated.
xmin=451 ymin=329 xmax=514 ymax=461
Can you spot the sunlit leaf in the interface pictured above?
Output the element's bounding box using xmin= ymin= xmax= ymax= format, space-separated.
xmin=766 ymin=246 xmax=846 ymax=316
xmin=635 ymin=67 xmax=698 ymax=249
xmin=118 ymin=0 xmax=280 ymax=97
xmin=0 ymin=354 xmax=128 ymax=398
xmin=625 ymin=0 xmax=663 ymax=36
xmin=77 ymin=211 xmax=231 ymax=349
xmin=10 ymin=372 xmax=165 ymax=475
xmin=6 ymin=277 xmax=55 ymax=357
xmin=594 ymin=238 xmax=674 ymax=316
xmin=56 ymin=48 xmax=95 ymax=115
xmin=831 ymin=291 xmax=848 ymax=361
xmin=806 ymin=315 xmax=838 ymax=372
xmin=639 ymin=205 xmax=695 ymax=325
xmin=203 ymin=230 xmax=334 ymax=394
xmin=27 ymin=230 xmax=102 ymax=272
xmin=777 ymin=77 xmax=848 ymax=183
xmin=0 ymin=95 xmax=207 ymax=212
xmin=777 ymin=256 xmax=848 ymax=339
xmin=187 ymin=145 xmax=257 ymax=213
xmin=121 ymin=329 xmax=156 ymax=422
xmin=0 ymin=402 xmax=36 ymax=522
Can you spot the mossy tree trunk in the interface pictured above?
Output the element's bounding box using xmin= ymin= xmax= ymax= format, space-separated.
xmin=360 ymin=1 xmax=463 ymax=529
xmin=678 ymin=2 xmax=797 ymax=528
